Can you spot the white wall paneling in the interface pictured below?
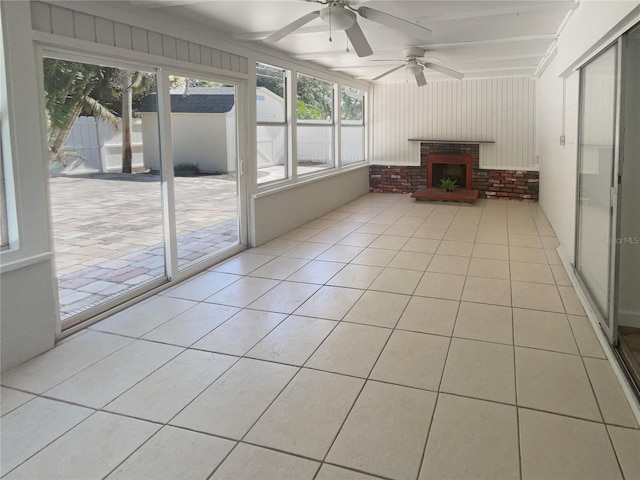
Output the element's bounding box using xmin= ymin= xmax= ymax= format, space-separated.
xmin=371 ymin=77 xmax=536 ymax=169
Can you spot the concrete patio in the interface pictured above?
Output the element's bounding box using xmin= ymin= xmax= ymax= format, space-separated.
xmin=50 ymin=173 xmax=239 ymax=320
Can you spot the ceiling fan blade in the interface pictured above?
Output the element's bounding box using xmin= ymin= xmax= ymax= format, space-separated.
xmin=265 ymin=11 xmax=320 ymax=43
xmin=372 ymin=64 xmax=405 ymax=81
xmin=345 ymin=22 xmax=373 ymax=57
xmin=415 ymin=71 xmax=427 ymax=87
xmin=357 ymin=6 xmax=431 ymax=42
xmin=420 ymin=62 xmax=464 ymax=80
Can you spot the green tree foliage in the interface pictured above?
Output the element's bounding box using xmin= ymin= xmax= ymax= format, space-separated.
xmin=297 ymin=74 xmax=333 ymax=121
xmin=341 ymin=87 xmax=364 ymax=122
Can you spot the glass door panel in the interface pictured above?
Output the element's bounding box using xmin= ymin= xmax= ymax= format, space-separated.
xmin=168 ymin=76 xmax=240 ymax=270
xmin=575 ymin=44 xmax=619 ymax=334
xmin=43 ymin=58 xmax=166 ymax=326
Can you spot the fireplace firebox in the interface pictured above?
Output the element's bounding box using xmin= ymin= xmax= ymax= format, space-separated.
xmin=412 ymin=153 xmax=479 ymax=203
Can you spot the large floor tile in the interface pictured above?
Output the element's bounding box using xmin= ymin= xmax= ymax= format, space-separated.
xmin=567 ymin=315 xmax=606 ymax=358
xmin=385 ymin=224 xmax=418 ymax=237
xmin=453 ymin=302 xmax=512 ymax=344
xmin=350 ymin=247 xmax=397 ymax=267
xmin=513 ymin=308 xmax=578 ymax=354
xmin=286 ymin=260 xmax=345 ymax=284
xmin=558 ymin=285 xmax=587 ymax=315
xmin=317 ymin=245 xmax=364 ymax=263
xmin=247 ymin=315 xmax=336 ymax=365
xmin=441 ymin=338 xmax=515 ymax=404
xmin=105 ymin=349 xmax=237 ymax=423
xmin=295 ymin=286 xmax=364 ymax=320
xmin=211 ymin=443 xmax=319 ymax=480
xmin=337 ymin=232 xmax=379 ymax=248
xmin=4 ymin=412 xmax=159 ymax=480
xmin=475 ymin=231 xmax=508 ymax=245
xmin=327 ymin=264 xmax=383 ymax=289
xmin=467 ymin=257 xmax=510 ymax=279
xmin=509 ymin=246 xmax=548 ymax=264
xmin=248 ymin=256 xmax=309 ymax=280
xmin=142 ymin=303 xmax=240 ymax=347
xmin=107 ymin=426 xmax=235 ymax=480
xmin=519 ymin=409 xmax=622 ymax=480
xmin=427 ymin=255 xmax=470 ymax=275
xmin=327 ymin=381 xmax=436 ymax=480
xmin=212 ymin=252 xmax=275 ymax=275
xmin=420 ymin=394 xmax=519 ymax=480
xmin=436 ymin=240 xmax=474 ymax=257
xmin=462 ymin=276 xmax=511 ymax=306
xmin=92 ymin=296 xmax=197 ymax=338
xmin=305 ymin=322 xmax=391 ymax=377
xmin=0 ymin=387 xmax=34 ymax=417
xmin=280 ymin=242 xmax=330 ymax=260
xmin=205 ymin=276 xmax=280 ymax=308
xmin=248 ymin=281 xmax=320 ymax=314
xmin=370 ymin=330 xmax=449 ymax=390
xmin=342 ymin=290 xmax=410 ymax=328
xmin=0 ymin=331 xmax=132 ymax=394
xmin=316 ymin=464 xmax=378 ymax=480
xmin=0 ymin=398 xmax=93 ymax=476
xmin=510 ymin=261 xmax=554 ymax=284
xmin=472 ymin=243 xmax=509 ymax=261
xmin=161 ymin=271 xmax=241 ymax=301
xmin=45 ymin=340 xmax=183 ymax=408
xmin=171 ymin=358 xmax=297 ymax=439
xmin=388 ymin=251 xmax=433 ymax=271
xmin=515 ymin=347 xmax=601 ymax=421
xmin=250 ymin=238 xmax=300 ymax=255
xmin=192 ymin=309 xmax=286 ymax=356
xmin=511 ymin=281 xmax=565 ymax=313
xmin=369 ymin=234 xmax=409 ymax=250
xmin=246 ymin=369 xmax=364 ymax=459
xmin=607 ymin=425 xmax=640 ymax=480
xmin=401 ymin=238 xmax=441 ymax=254
xmin=414 ymin=272 xmax=465 ymax=301
xmin=396 ymin=296 xmax=459 ymax=336
xmin=369 ymin=267 xmax=423 ymax=295
xmin=583 ymin=357 xmax=638 ymax=428
xmin=509 ymin=233 xmax=542 ymax=248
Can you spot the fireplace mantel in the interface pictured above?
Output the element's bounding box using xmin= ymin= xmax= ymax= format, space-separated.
xmin=407 ymin=139 xmax=495 ymax=144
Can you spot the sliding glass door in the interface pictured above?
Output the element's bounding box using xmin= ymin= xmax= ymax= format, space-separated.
xmin=42 ymin=55 xmax=246 ymax=329
xmin=575 ymin=42 xmax=621 ymax=340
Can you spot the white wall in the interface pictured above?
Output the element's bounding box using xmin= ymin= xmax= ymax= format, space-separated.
xmin=251 ymin=166 xmax=370 ymax=246
xmin=537 ymin=57 xmax=579 ymax=261
xmin=371 ymin=77 xmax=536 ymax=169
xmin=537 ymin=2 xmax=640 ymax=265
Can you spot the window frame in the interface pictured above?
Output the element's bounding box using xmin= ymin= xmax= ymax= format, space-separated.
xmin=256 ymin=62 xmax=289 ymax=186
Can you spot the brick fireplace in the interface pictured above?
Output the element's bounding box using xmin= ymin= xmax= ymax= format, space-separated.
xmin=369 ymin=142 xmax=539 ymax=202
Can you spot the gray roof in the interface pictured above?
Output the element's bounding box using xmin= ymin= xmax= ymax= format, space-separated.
xmin=138 ymin=87 xmax=235 ymax=114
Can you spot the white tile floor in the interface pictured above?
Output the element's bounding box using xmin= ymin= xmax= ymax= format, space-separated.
xmin=2 ymin=193 xmax=640 ymax=480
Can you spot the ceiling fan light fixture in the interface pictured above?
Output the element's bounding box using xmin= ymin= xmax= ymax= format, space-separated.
xmin=406 ymin=63 xmax=423 ymax=76
xmin=320 ymin=5 xmax=356 ymax=31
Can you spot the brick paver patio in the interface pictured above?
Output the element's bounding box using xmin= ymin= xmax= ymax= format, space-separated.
xmin=50 ymin=173 xmax=238 ymax=321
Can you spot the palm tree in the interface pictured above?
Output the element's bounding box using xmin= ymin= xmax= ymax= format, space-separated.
xmin=43 ymin=59 xmax=118 ymax=163
xmin=113 ymin=70 xmax=144 ymax=174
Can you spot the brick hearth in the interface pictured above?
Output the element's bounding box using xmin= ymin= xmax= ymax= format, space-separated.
xmin=369 ymin=142 xmax=539 ymax=202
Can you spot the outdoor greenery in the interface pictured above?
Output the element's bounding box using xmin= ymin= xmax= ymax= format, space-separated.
xmin=174 ymin=162 xmax=200 ymax=176
xmin=297 ymin=74 xmax=333 ymax=121
xmin=43 ymin=58 xmax=155 ymax=172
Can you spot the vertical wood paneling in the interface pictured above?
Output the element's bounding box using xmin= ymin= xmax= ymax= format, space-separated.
xmin=371 ymin=77 xmax=536 ymax=168
xmin=30 ymin=2 xmax=249 ymax=76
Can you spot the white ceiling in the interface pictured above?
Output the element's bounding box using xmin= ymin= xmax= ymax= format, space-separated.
xmin=133 ymin=0 xmax=577 ymax=82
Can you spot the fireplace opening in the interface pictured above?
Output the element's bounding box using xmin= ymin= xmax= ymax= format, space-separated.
xmin=427 ymin=154 xmax=473 ymax=190
xmin=432 ymin=163 xmax=467 ymax=189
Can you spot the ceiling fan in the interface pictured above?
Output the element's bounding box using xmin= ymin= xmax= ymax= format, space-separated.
xmin=372 ymin=47 xmax=464 ymax=86
xmin=265 ymin=0 xmax=432 ymax=58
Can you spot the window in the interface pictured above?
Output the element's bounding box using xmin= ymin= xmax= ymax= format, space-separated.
xmin=296 ymin=73 xmax=335 ymax=175
xmin=340 ymin=86 xmax=365 ymax=165
xmin=256 ymin=62 xmax=287 ymax=184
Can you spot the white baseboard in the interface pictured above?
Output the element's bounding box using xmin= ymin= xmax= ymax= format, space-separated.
xmin=619 ymin=310 xmax=640 ymax=328
xmin=556 ymin=247 xmax=640 ymax=426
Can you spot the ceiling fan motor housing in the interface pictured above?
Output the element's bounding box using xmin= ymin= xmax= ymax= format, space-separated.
xmin=320 ymin=4 xmax=356 ymax=31
xmin=403 ymin=46 xmax=426 ymax=60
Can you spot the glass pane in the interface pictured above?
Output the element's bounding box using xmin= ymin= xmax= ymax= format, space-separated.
xmin=257 ymin=125 xmax=286 ymax=183
xmin=341 ymin=126 xmax=365 ymax=165
xmin=43 ymin=58 xmax=166 ymax=323
xmin=297 ymin=125 xmax=334 ymax=174
xmin=576 ymin=44 xmax=618 ymax=323
xmin=341 ymin=86 xmax=365 ymax=165
xmin=168 ymin=76 xmax=239 ymax=270
xmin=257 ymin=62 xmax=287 ymax=184
xmin=297 ymin=73 xmax=333 ymax=123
